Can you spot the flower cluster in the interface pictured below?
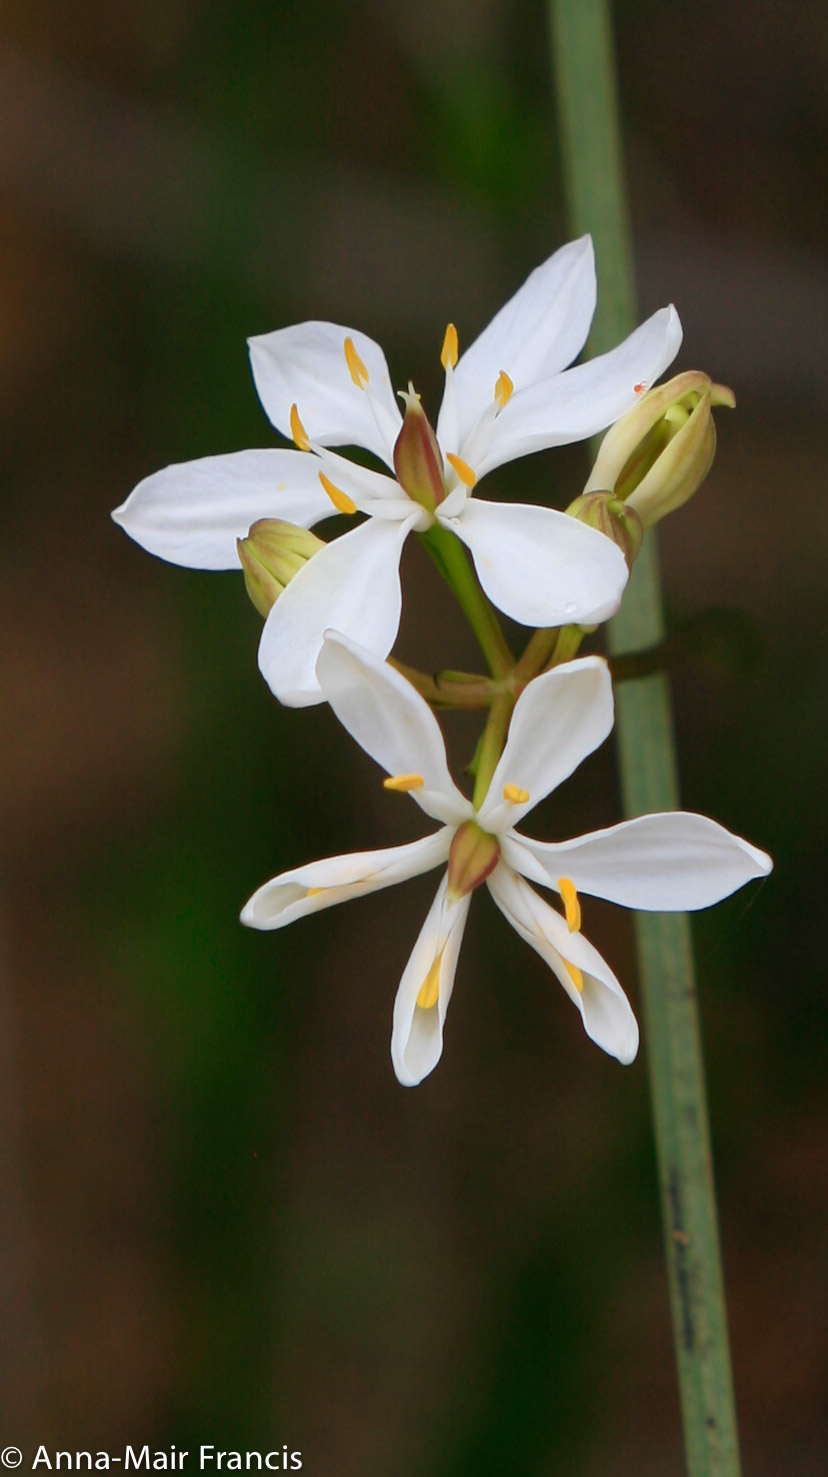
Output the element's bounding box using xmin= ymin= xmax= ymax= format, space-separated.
xmin=114 ymin=236 xmax=770 ymax=1085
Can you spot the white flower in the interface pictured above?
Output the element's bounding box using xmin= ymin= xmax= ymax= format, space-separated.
xmin=241 ymin=633 xmax=771 ymax=1086
xmin=113 ymin=237 xmax=683 ymax=705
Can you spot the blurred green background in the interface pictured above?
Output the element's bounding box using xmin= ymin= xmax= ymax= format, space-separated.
xmin=0 ymin=2 xmax=825 ymax=1473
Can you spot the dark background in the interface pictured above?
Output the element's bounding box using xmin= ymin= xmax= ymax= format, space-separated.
xmin=1 ymin=2 xmax=825 ymax=1473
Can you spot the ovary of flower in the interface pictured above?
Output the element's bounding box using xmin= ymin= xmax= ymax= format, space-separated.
xmin=241 ymin=632 xmax=772 ymax=1087
xmin=112 ymin=236 xmax=684 ymax=706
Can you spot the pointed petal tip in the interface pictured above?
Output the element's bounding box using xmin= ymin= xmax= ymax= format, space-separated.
xmin=616 ymin=1014 xmax=640 ymax=1066
xmin=391 ymin=1052 xmax=436 ymax=1089
xmin=665 ymin=302 xmax=684 ymax=347
xmin=748 ymin=841 xmax=774 ymax=878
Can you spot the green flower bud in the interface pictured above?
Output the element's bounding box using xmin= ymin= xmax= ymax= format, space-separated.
xmin=447 ymin=820 xmax=501 ymax=901
xmin=565 ymin=490 xmax=644 ymax=570
xmin=393 ymin=384 xmax=446 ymax=512
xmin=584 ymin=371 xmax=735 ymax=529
xmin=236 ymin=519 xmax=325 ymax=618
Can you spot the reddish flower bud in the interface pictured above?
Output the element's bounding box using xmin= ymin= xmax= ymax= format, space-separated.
xmin=393 ymin=385 xmax=446 ymax=512
xmin=447 ymin=820 xmax=501 ymax=901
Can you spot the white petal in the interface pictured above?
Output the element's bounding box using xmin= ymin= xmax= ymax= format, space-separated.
xmin=478 ymin=657 xmax=614 ymax=834
xmin=474 ymin=305 xmax=683 ymax=479
xmin=391 ymin=875 xmax=472 ymax=1086
xmin=257 ymin=514 xmax=414 ymax=708
xmin=316 ymin=632 xmax=471 ymax=826
xmin=241 ymin=830 xmax=451 ymax=930
xmin=443 ymin=497 xmax=628 ymax=628
xmin=249 ymin=322 xmax=402 ymax=468
xmin=505 ymin=812 xmax=773 ymax=910
xmin=488 ymin=866 xmax=639 ymax=1064
xmin=436 ymin=237 xmax=596 ymax=454
xmin=112 ymin=450 xmax=337 ymax=569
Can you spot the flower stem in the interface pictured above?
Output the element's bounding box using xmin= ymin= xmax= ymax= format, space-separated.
xmin=420 ymin=524 xmax=514 ymax=679
xmin=388 ymin=658 xmax=495 ymax=709
xmin=472 ymin=691 xmax=515 ymax=809
xmin=546 ymin=622 xmax=586 ymax=669
xmin=512 ymin=626 xmax=559 ymax=682
xmin=550 ymin=4 xmax=743 ymax=1475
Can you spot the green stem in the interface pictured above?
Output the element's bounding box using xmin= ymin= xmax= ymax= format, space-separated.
xmin=420 ymin=524 xmax=514 ymax=679
xmin=550 ymin=4 xmax=743 ymax=1476
xmin=512 ymin=625 xmax=559 ymax=683
xmin=388 ymin=658 xmax=495 ymax=709
xmin=546 ymin=622 xmax=586 ymax=669
xmin=472 ymin=692 xmax=515 ymax=809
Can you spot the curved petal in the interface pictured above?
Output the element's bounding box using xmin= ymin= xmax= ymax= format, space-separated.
xmin=112 ymin=450 xmax=337 ymax=569
xmin=391 ymin=874 xmax=472 ymax=1087
xmin=249 ymin=322 xmax=402 ymax=468
xmin=478 ymin=657 xmax=614 ymax=834
xmin=505 ymin=812 xmax=773 ymax=910
xmin=436 ymin=237 xmax=596 ymax=454
xmin=444 ymin=498 xmax=628 ymax=629
xmin=474 ymin=305 xmax=683 ymax=479
xmin=241 ymin=830 xmax=451 ymax=930
xmin=488 ymin=865 xmax=639 ymax=1064
xmin=257 ymin=514 xmax=414 ymax=708
xmin=316 ymin=633 xmax=470 ymax=826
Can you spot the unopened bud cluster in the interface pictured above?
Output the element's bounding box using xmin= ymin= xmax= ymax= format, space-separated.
xmin=583 ymin=371 xmax=735 ymax=531
xmin=237 ymin=520 xmax=325 ymax=617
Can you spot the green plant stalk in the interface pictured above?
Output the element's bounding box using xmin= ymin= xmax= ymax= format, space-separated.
xmin=472 ymin=691 xmax=515 ymax=809
xmin=549 ymin=3 xmax=743 ymax=1475
xmin=420 ymin=523 xmax=514 ymax=678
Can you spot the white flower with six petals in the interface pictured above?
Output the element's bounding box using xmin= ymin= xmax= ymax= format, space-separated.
xmin=241 ymin=633 xmax=771 ymax=1085
xmin=113 ymin=237 xmax=683 ymax=705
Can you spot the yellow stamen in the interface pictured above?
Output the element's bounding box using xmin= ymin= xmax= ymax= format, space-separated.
xmin=494 ymin=369 xmax=514 ymax=409
xmin=563 ymin=958 xmax=584 ymax=995
xmin=557 ymin=876 xmax=582 ymax=933
xmin=318 ymin=470 xmax=356 ymax=516
xmin=344 ymin=336 xmax=369 ymax=389
xmin=306 ymin=887 xmax=325 ymax=897
xmin=383 ymin=772 xmax=425 ymax=793
xmin=446 ymin=453 xmax=477 ymax=487
xmin=440 ymin=323 xmax=458 ymax=371
xmin=502 ymin=783 xmax=529 ymax=804
xmin=290 ymin=403 xmax=310 ymax=451
xmin=416 ymin=950 xmax=444 ymax=1010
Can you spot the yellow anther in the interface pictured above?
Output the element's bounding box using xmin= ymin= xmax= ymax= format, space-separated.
xmin=290 ymin=403 xmax=311 ymax=451
xmin=445 ymin=453 xmax=477 ymax=488
xmin=502 ymin=783 xmax=529 ymax=805
xmin=440 ymin=323 xmax=459 ymax=371
xmin=416 ymin=951 xmax=444 ymax=1010
xmin=344 ymin=336 xmax=370 ymax=389
xmin=318 ymin=470 xmax=357 ymax=516
xmin=563 ymin=958 xmax=584 ymax=995
xmin=306 ymin=887 xmax=325 ymax=897
xmin=494 ymin=369 xmax=514 ymax=409
xmin=383 ymin=772 xmax=425 ymax=793
xmin=557 ymin=876 xmax=582 ymax=933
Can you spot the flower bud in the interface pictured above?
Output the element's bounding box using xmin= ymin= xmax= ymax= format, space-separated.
xmin=584 ymin=372 xmax=735 ymax=529
xmin=393 ymin=385 xmax=446 ymax=512
xmin=236 ymin=519 xmax=324 ymax=617
xmin=565 ymin=491 xmax=644 ymax=569
xmin=447 ymin=820 xmax=501 ymax=901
